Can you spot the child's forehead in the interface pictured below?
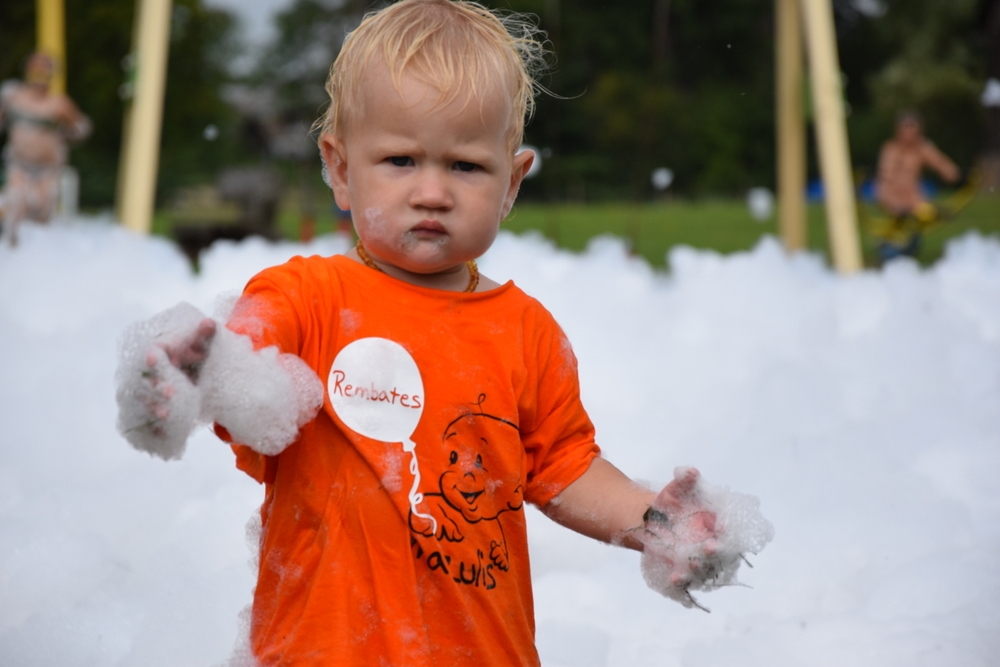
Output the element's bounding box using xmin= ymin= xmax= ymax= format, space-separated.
xmin=370 ymin=57 xmax=509 ymax=109
xmin=352 ymin=59 xmax=514 ymax=133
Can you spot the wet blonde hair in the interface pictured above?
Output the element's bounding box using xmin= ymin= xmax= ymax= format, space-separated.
xmin=318 ymin=0 xmax=548 ymax=153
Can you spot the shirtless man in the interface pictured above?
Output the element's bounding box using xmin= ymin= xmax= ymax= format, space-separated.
xmin=0 ymin=53 xmax=91 ymax=245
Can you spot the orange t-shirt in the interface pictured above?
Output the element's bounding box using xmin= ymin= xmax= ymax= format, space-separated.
xmin=222 ymin=254 xmax=600 ymax=666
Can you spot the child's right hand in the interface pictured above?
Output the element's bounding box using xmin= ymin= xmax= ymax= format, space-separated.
xmin=161 ymin=318 xmax=216 ymax=383
xmin=117 ymin=301 xmax=323 ymax=460
xmin=139 ymin=317 xmax=216 ymax=427
xmin=116 ymin=303 xmax=211 ymax=459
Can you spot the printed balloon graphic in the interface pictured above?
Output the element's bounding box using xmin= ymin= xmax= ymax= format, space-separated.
xmin=329 ymin=338 xmax=435 ymax=528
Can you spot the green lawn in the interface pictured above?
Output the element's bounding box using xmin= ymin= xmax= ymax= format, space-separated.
xmin=155 ymin=193 xmax=1000 ymax=270
xmin=501 ymin=195 xmax=1000 ymax=268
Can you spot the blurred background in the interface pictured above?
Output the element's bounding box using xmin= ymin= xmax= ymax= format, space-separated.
xmin=1 ymin=0 xmax=998 ymax=266
xmin=3 ymin=5 xmax=1000 ymax=664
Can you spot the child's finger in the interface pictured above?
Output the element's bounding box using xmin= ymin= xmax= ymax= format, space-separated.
xmin=691 ymin=510 xmax=717 ymax=536
xmin=166 ymin=318 xmax=217 ymax=380
xmin=652 ymin=467 xmax=701 ymax=512
xmin=668 ymin=467 xmax=700 ymax=498
xmin=702 ymin=538 xmax=718 ymax=558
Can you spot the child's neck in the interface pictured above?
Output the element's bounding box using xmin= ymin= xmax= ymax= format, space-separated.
xmin=348 ymin=245 xmax=490 ymax=293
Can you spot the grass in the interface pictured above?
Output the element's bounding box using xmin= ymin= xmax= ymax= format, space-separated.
xmin=502 ymin=195 xmax=1000 ymax=268
xmin=154 ymin=190 xmax=1000 ymax=270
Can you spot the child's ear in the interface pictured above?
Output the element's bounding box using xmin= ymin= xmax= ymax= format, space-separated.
xmin=501 ymin=149 xmax=535 ymax=220
xmin=319 ymin=133 xmax=351 ymax=211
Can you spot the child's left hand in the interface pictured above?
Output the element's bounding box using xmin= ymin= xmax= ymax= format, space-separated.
xmin=636 ymin=466 xmax=776 ymax=612
xmin=638 ymin=468 xmax=725 ymax=609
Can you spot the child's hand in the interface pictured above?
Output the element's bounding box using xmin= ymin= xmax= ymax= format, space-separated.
xmin=160 ymin=318 xmax=216 ymax=382
xmin=638 ymin=468 xmax=726 ymax=611
xmin=117 ymin=302 xmax=323 ymax=460
xmin=137 ymin=317 xmax=216 ymax=425
xmin=116 ymin=304 xmax=217 ymax=459
xmin=649 ymin=467 xmax=718 ymax=542
xmin=636 ymin=467 xmax=774 ymax=611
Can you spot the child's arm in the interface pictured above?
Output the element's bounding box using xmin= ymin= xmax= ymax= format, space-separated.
xmin=544 ymin=459 xmax=773 ymax=611
xmin=115 ymin=302 xmax=323 ymax=460
xmin=540 ymin=457 xmax=656 ymax=550
xmin=921 ymin=141 xmax=960 ymax=184
xmin=56 ymin=94 xmax=92 ymax=142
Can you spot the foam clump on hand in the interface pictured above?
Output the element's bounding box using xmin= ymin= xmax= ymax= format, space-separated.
xmin=115 ymin=303 xmax=207 ymax=459
xmin=638 ymin=467 xmax=774 ymax=611
xmin=115 ymin=301 xmax=323 ymax=460
xmin=198 ymin=326 xmax=322 ymax=455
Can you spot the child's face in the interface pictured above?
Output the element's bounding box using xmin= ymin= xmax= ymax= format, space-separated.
xmin=896 ymin=118 xmax=922 ymax=144
xmin=320 ymin=64 xmax=534 ymax=277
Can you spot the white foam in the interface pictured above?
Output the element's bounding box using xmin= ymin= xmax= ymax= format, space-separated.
xmin=638 ymin=468 xmax=775 ymax=610
xmin=3 ymin=220 xmax=1000 ymax=666
xmin=115 ymin=300 xmax=324 ymax=459
xmin=115 ymin=302 xmax=207 ymax=459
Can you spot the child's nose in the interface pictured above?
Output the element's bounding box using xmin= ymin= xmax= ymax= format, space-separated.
xmin=409 ymin=168 xmax=453 ymax=210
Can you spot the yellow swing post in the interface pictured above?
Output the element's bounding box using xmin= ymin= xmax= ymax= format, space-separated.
xmin=35 ymin=0 xmax=66 ymax=95
xmin=116 ymin=0 xmax=173 ymax=234
xmin=775 ymin=0 xmax=807 ymax=253
xmin=800 ymin=0 xmax=862 ymax=273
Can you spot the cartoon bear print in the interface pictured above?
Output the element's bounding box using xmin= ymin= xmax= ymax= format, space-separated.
xmin=409 ymin=397 xmax=524 ymax=577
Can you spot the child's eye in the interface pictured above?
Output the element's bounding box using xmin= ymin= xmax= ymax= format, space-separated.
xmin=453 ymin=161 xmax=479 ymax=173
xmin=388 ymin=156 xmax=413 ymax=167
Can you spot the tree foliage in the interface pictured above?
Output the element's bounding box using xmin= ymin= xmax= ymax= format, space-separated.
xmin=0 ymin=0 xmax=245 ymax=208
xmin=1 ymin=0 xmax=992 ymax=206
xmin=838 ymin=0 xmax=987 ymax=174
xmin=253 ymin=0 xmax=377 ymax=124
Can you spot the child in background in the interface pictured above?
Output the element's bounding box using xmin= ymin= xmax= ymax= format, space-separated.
xmin=117 ymin=1 xmax=769 ymax=664
xmin=873 ymin=111 xmax=961 ymax=261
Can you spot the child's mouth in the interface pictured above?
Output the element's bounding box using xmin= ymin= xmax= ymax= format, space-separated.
xmin=411 ymin=220 xmax=447 ymax=236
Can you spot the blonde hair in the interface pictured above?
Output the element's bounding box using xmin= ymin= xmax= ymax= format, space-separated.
xmin=318 ymin=0 xmax=548 ymax=153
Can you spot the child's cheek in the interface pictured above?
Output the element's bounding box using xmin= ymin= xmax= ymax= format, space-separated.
xmin=361 ymin=207 xmax=388 ymax=239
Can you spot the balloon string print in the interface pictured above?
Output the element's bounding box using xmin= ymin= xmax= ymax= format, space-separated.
xmin=328 ymin=337 xmax=436 ymax=533
xmin=403 ymin=437 xmax=436 ymax=532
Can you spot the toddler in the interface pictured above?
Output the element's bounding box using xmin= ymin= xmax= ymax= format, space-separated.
xmin=117 ymin=1 xmax=769 ymax=664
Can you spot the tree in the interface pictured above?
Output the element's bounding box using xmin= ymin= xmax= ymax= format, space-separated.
xmin=504 ymin=0 xmax=775 ymax=199
xmin=254 ymin=0 xmax=378 ymax=126
xmin=0 ymin=0 xmax=245 ymax=208
xmin=839 ymin=0 xmax=986 ymax=174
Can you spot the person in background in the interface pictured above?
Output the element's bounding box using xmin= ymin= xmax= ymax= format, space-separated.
xmin=0 ymin=52 xmax=91 ymax=245
xmin=873 ymin=110 xmax=960 ymax=261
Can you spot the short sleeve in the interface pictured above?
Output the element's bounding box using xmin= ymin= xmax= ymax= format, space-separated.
xmin=520 ymin=305 xmax=600 ymax=507
xmin=227 ymin=260 xmax=310 ymax=353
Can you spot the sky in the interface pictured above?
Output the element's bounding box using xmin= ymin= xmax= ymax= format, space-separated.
xmin=203 ymin=0 xmax=293 ymax=47
xmin=1 ymin=219 xmax=999 ymax=666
